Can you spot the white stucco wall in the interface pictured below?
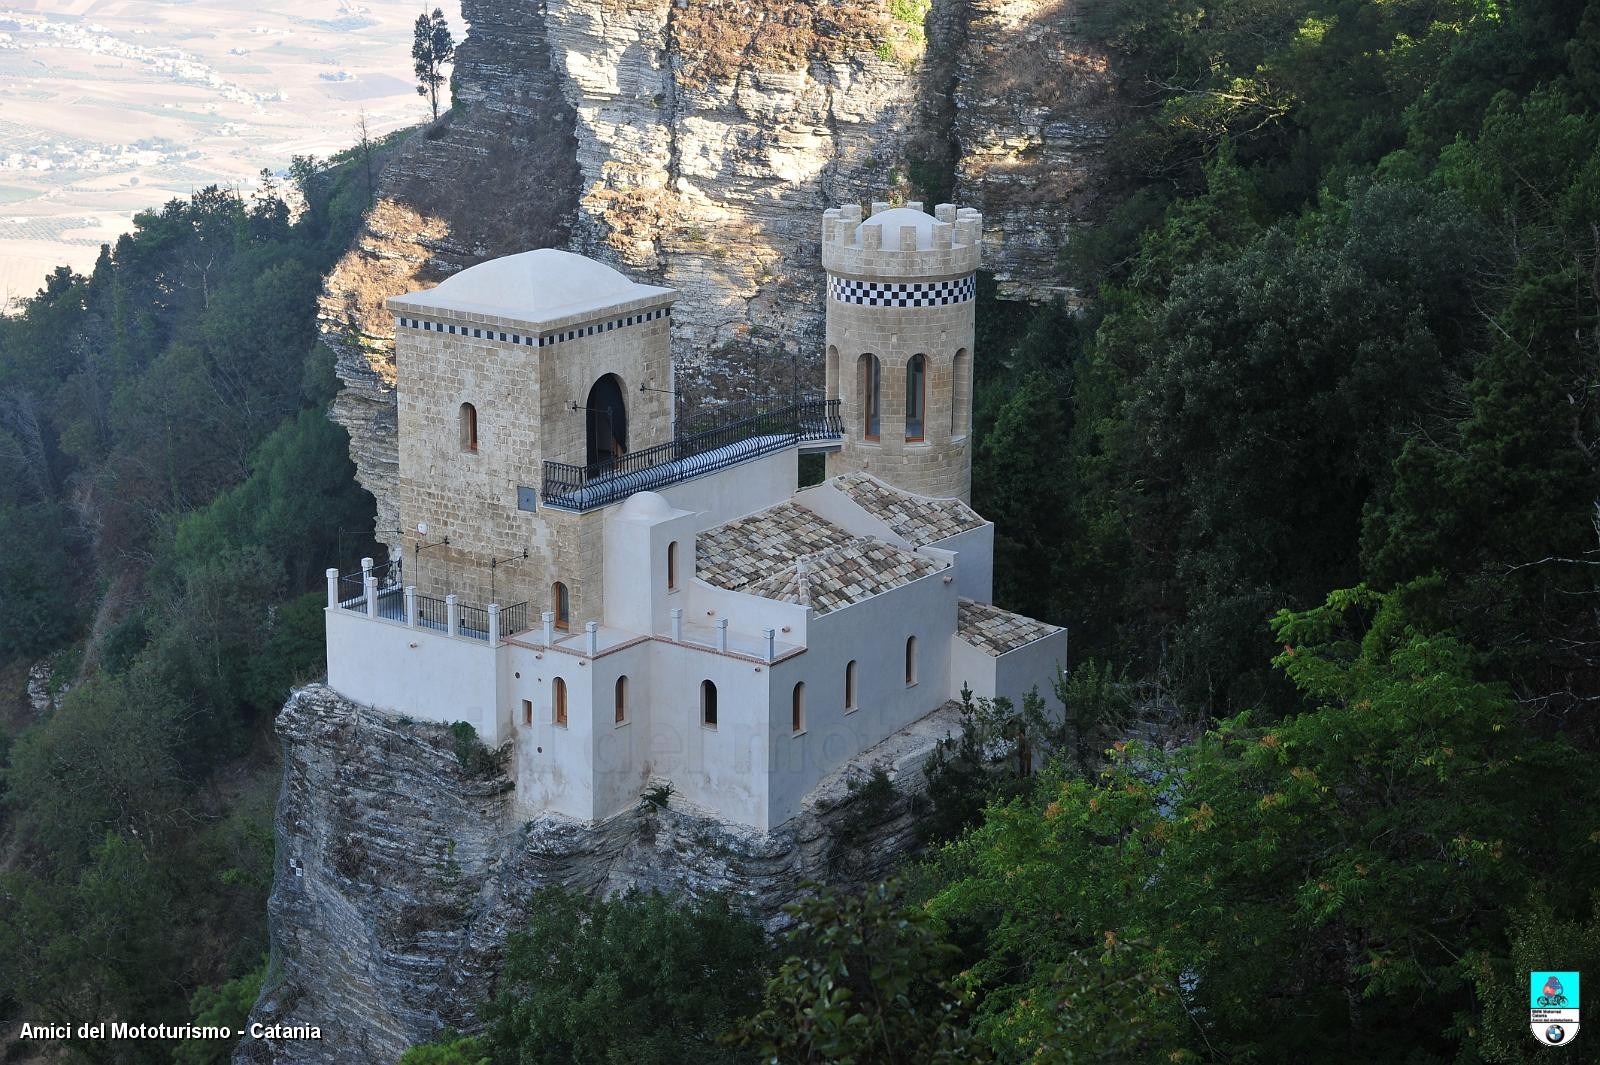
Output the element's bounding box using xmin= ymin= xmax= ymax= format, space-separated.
xmin=645 ymin=641 xmax=773 ymax=829
xmin=763 ymin=565 xmax=958 ymax=826
xmin=506 ymin=642 xmax=597 ymax=821
xmin=993 ymin=629 xmax=1070 ymax=718
xmin=602 ymin=495 xmax=698 ymax=637
xmin=950 ymin=628 xmax=1070 ymax=720
xmin=325 ymin=609 xmax=503 ymax=745
xmin=934 ymin=523 xmax=994 ymax=602
xmin=659 ymin=446 xmax=797 ymax=531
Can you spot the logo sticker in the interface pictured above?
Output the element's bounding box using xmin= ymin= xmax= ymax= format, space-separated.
xmin=1531 ymin=971 xmax=1580 ymax=1046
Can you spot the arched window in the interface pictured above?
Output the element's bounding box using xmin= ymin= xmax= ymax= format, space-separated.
xmin=667 ymin=541 xmax=678 ymax=590
xmin=905 ymin=354 xmax=926 ymax=442
xmin=553 ymin=677 xmax=568 ymax=727
xmin=826 ymin=345 xmax=840 ymax=399
xmin=905 ymin=635 xmax=918 ymax=687
xmin=858 ymin=353 xmax=881 ymax=441
xmin=552 ymin=581 xmax=570 ymax=631
xmin=701 ymin=679 xmax=718 ymax=729
xmin=952 ymin=348 xmax=971 ymax=438
xmin=844 ymin=660 xmax=857 ymax=712
xmin=615 ymin=675 xmax=628 ymax=724
xmin=792 ymin=681 xmax=806 ymax=734
xmin=459 ymin=402 xmax=478 ymax=452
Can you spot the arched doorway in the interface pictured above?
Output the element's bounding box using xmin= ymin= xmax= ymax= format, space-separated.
xmin=585 ymin=374 xmax=628 ymax=471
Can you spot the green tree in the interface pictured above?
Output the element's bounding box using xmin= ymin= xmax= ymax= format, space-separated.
xmin=173 ymin=958 xmax=268 ymax=1065
xmin=475 ymin=887 xmax=767 ymax=1064
xmin=735 ymin=881 xmax=989 ymax=1064
xmin=926 ymin=582 xmax=1600 ymax=1061
xmin=412 ymin=8 xmax=455 ymax=121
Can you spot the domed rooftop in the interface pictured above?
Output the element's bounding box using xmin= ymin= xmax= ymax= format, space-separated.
xmin=394 ymin=248 xmax=674 ymax=323
xmin=851 ymin=206 xmax=938 ymax=250
xmin=616 ymin=491 xmax=676 ymax=521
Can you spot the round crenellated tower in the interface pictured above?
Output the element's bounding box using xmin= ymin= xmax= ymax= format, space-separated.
xmin=822 ymin=200 xmax=982 ymax=503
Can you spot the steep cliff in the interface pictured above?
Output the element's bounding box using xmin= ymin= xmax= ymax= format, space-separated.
xmin=234 ymin=685 xmax=955 ymax=1064
xmin=321 ymin=0 xmax=1120 ymax=554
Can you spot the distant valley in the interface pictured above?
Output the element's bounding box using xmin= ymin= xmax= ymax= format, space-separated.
xmin=0 ymin=0 xmax=459 ymax=308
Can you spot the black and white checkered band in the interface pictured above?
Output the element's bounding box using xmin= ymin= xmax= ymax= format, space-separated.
xmin=394 ymin=305 xmax=670 ymax=347
xmin=828 ymin=274 xmax=975 ymax=307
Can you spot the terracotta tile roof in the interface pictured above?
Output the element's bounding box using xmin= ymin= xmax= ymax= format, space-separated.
xmin=695 ymin=502 xmax=858 ymax=592
xmin=832 ymin=472 xmax=986 ymax=546
xmin=956 ymin=598 xmax=1062 ymax=656
xmin=744 ymin=541 xmax=942 ymax=615
xmin=696 ymin=501 xmax=944 ymax=615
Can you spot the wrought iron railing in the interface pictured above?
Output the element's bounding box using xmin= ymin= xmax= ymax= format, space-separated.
xmin=337 ymin=560 xmax=400 ymax=610
xmin=416 ymin=593 xmax=449 ymax=631
xmin=542 ymin=398 xmax=842 ymax=512
xmin=458 ymin=604 xmax=489 ymax=642
xmin=500 ymin=601 xmax=531 ymax=636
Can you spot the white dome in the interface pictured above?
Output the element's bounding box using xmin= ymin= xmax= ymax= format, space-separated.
xmin=617 ymin=491 xmax=675 ymax=521
xmin=854 ymin=206 xmax=937 ymax=250
xmin=397 ymin=248 xmax=671 ymax=322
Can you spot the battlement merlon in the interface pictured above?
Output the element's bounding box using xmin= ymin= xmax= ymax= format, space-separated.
xmin=821 ymin=202 xmax=983 ymax=281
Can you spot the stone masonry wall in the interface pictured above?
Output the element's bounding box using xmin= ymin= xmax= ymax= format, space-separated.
xmin=321 ymin=0 xmax=1122 ymax=550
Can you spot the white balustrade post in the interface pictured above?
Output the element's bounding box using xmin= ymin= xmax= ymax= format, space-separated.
xmin=360 ymin=556 xmax=373 ymax=581
xmin=364 ymin=575 xmax=377 ymax=618
xmin=404 ymin=586 xmax=418 ymax=628
xmin=764 ymin=628 xmax=776 ymax=664
xmin=670 ymin=607 xmax=683 ymax=642
xmin=326 ymin=568 xmax=339 ymax=609
xmin=488 ymin=604 xmax=501 ymax=647
xmin=585 ymin=620 xmax=598 ymax=657
xmin=715 ymin=618 xmax=729 ymax=653
xmin=446 ymin=594 xmax=460 ymax=637
xmin=542 ymin=610 xmax=555 ymax=648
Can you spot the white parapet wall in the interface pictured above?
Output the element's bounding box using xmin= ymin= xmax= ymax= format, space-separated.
xmin=325 ymin=608 xmax=504 ymax=745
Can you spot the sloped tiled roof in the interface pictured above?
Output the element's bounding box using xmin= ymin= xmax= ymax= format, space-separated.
xmin=957 ymin=598 xmax=1062 ymax=656
xmin=744 ymin=541 xmax=941 ymax=615
xmin=695 ymin=501 xmax=858 ymax=592
xmin=696 ymin=500 xmax=945 ymax=615
xmin=832 ymin=472 xmax=986 ymax=546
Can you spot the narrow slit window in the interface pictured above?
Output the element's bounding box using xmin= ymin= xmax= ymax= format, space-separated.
xmin=553 ymin=678 xmax=568 ymax=728
xmin=905 ymin=635 xmax=918 ymax=687
xmin=667 ymin=541 xmax=678 ymax=590
xmin=792 ymin=682 xmax=806 ymax=734
xmin=615 ymin=675 xmax=628 ymax=724
xmin=553 ymin=581 xmax=570 ymax=631
xmin=845 ymin=660 xmax=857 ymax=712
xmin=859 ymin=354 xmax=881 ymax=441
xmin=905 ymin=354 xmax=926 ymax=441
xmin=522 ymin=699 xmax=533 ymax=727
xmin=459 ymin=402 xmax=479 ymax=452
xmin=701 ymin=679 xmax=718 ymax=729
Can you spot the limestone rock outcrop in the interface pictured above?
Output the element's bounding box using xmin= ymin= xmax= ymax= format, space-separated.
xmin=234 ymin=684 xmax=955 ymax=1065
xmin=319 ymin=0 xmax=1120 ymax=555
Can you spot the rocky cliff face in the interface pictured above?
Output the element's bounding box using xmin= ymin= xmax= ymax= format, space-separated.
xmin=235 ymin=685 xmax=956 ymax=1065
xmin=320 ymin=0 xmax=1120 ymax=553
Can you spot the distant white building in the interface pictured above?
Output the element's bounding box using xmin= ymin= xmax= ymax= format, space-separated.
xmin=324 ymin=200 xmax=1067 ymax=832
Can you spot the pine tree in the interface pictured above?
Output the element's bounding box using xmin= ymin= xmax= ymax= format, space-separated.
xmin=411 ymin=8 xmax=455 ymax=122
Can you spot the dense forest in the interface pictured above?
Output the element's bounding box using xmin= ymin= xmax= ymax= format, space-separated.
xmin=4 ymin=0 xmax=1600 ymax=1061
xmin=0 ymin=141 xmax=394 ymax=1061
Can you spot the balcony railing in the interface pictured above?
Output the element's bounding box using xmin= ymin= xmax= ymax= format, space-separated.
xmin=333 ymin=568 xmax=528 ymax=645
xmin=542 ymin=398 xmax=842 ymax=512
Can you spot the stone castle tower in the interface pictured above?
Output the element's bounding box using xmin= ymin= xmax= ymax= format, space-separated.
xmin=822 ymin=201 xmax=982 ymax=503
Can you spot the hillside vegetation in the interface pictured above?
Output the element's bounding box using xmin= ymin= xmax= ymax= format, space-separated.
xmin=4 ymin=0 xmax=1600 ymax=1061
xmin=0 ymin=143 xmax=392 ymax=1062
